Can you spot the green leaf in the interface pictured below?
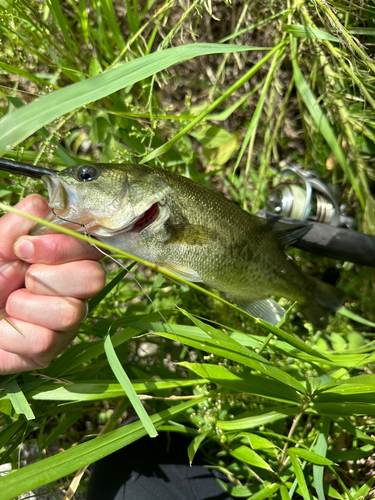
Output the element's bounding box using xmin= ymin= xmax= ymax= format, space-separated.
xmin=140 ymin=315 xmax=305 ymax=393
xmin=316 ymin=374 xmax=375 ymax=397
xmin=310 ymin=402 xmax=375 ymax=416
xmin=287 ymin=449 xmax=310 ymax=500
xmin=230 ymin=445 xmax=273 ymax=471
xmin=216 ymin=407 xmax=297 ymax=431
xmin=282 ymin=23 xmax=339 ymax=42
xmin=289 ymin=447 xmax=334 ymax=466
xmin=256 ymin=319 xmax=331 ymax=361
xmin=331 ymin=332 xmax=347 ymax=352
xmin=5 ymin=380 xmax=35 ymax=420
xmin=219 ymin=481 xmax=280 ymax=499
xmin=89 ymin=56 xmax=103 ymax=77
xmin=338 ymin=308 xmax=375 ymax=328
xmin=89 ymin=116 xmax=110 ymax=143
xmin=231 ymin=432 xmax=277 ymax=450
xmin=89 ymin=267 xmax=128 ymax=312
xmin=313 ymin=417 xmax=330 ymax=500
xmin=28 ymin=379 xmax=208 ymax=401
xmin=0 ymin=397 xmax=18 ymax=418
xmin=352 ymin=476 xmax=375 ymax=500
xmin=347 ymin=27 xmax=375 ymax=35
xmin=188 ymin=431 xmax=211 ymax=465
xmin=104 ymin=335 xmax=157 ymax=437
xmin=0 ymin=44 xmax=260 ymax=155
xmin=180 ymin=362 xmax=302 ymax=405
xmin=0 ymin=420 xmax=24 ymax=449
xmin=190 ymin=125 xmax=237 ymax=148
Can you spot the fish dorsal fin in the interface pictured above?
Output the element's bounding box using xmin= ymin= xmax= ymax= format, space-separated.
xmin=160 ymin=263 xmax=203 ymax=283
xmin=264 ymin=218 xmax=311 ymax=248
xmin=166 ymin=223 xmax=213 ymax=245
xmin=236 ymin=298 xmax=286 ymax=326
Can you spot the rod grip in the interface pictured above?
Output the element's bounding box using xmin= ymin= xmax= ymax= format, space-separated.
xmin=259 ymin=210 xmax=375 ymax=267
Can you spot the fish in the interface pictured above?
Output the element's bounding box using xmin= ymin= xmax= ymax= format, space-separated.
xmin=30 ymin=162 xmax=346 ymax=327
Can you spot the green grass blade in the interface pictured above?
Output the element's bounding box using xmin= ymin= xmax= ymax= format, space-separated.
xmin=230 ymin=445 xmax=273 ymax=471
xmin=0 ymin=398 xmax=203 ymax=500
xmin=347 ymin=27 xmax=375 ymax=35
xmin=216 ymin=407 xmax=297 ymax=430
xmin=4 ymin=380 xmax=35 ymax=421
xmin=0 ymin=44 xmax=259 ymax=156
xmin=313 ymin=417 xmax=330 ymax=500
xmin=188 ymin=431 xmax=211 ymax=465
xmin=287 ymin=449 xmax=310 ymax=500
xmin=99 ymin=0 xmax=126 ymax=49
xmin=147 ymin=312 xmax=305 ymax=393
xmin=28 ymin=379 xmax=208 ymax=401
xmin=0 ymin=61 xmax=56 ymax=88
xmin=256 ymin=319 xmax=330 ymax=361
xmin=104 ymin=334 xmax=158 ymax=437
xmin=46 ymin=0 xmax=76 ymax=54
xmin=233 ymin=45 xmax=283 ymax=173
xmin=290 ymin=447 xmax=334 ymax=466
xmin=88 ymin=267 xmax=128 ymax=312
xmin=282 ymin=23 xmax=339 ymax=42
xmin=291 ymin=37 xmax=365 ymax=209
xmin=78 ymin=0 xmax=89 ymax=45
xmin=180 ymin=362 xmax=302 ymax=404
xmin=280 ymin=484 xmax=291 ymax=500
xmin=0 ymin=420 xmax=24 ymax=449
xmin=338 ymin=307 xmax=375 ymax=327
xmin=352 ymin=476 xmax=375 ymax=500
xmin=219 ymin=9 xmax=292 ymax=42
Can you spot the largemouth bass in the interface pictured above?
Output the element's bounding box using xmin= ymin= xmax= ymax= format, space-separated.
xmin=31 ymin=163 xmax=346 ymax=327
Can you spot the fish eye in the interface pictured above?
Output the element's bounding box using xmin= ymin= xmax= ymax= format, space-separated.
xmin=76 ymin=165 xmax=99 ymax=182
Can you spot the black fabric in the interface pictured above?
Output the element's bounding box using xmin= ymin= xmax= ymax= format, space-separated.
xmin=87 ymin=429 xmax=233 ymax=500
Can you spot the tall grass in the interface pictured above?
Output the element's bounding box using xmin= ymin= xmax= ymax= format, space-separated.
xmin=0 ymin=1 xmax=375 ymax=499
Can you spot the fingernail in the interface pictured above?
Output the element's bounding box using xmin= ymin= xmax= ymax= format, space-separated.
xmin=14 ymin=238 xmax=34 ymax=260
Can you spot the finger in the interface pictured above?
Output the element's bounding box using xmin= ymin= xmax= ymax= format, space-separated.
xmin=6 ymin=289 xmax=87 ymax=331
xmin=0 ymin=318 xmax=78 ymax=374
xmin=0 ymin=350 xmax=47 ymax=374
xmin=25 ymin=261 xmax=106 ymax=298
xmin=0 ymin=195 xmax=50 ymax=261
xmin=0 ymin=259 xmax=29 ymax=310
xmin=13 ymin=233 xmax=103 ymax=265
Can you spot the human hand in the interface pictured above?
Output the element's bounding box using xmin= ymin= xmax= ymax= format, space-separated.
xmin=0 ymin=194 xmax=106 ymax=374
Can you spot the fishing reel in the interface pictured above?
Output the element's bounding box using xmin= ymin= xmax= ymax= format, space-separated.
xmin=266 ymin=162 xmax=356 ymax=229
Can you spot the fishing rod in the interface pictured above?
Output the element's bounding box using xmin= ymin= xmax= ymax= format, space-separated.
xmin=1 ymin=157 xmax=374 ymax=267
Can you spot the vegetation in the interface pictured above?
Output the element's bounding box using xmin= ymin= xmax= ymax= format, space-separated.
xmin=0 ymin=0 xmax=375 ymax=498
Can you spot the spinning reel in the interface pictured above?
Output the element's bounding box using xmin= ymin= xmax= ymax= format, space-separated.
xmin=267 ymin=162 xmax=355 ymax=229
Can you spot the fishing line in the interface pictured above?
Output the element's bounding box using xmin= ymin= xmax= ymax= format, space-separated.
xmin=51 ymin=209 xmax=185 ymax=355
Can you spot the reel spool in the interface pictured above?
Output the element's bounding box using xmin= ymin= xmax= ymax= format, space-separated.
xmin=267 ymin=163 xmax=355 ymax=228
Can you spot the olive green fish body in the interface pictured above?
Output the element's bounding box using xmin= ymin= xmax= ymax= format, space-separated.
xmin=33 ymin=163 xmax=345 ymax=326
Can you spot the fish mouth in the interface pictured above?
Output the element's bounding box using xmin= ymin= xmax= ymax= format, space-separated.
xmin=40 ymin=174 xmax=163 ymax=236
xmin=131 ymin=203 xmax=159 ymax=233
xmin=42 ymin=174 xmax=76 ymax=208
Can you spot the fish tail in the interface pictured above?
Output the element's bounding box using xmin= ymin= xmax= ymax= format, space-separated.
xmin=300 ymin=278 xmax=347 ymax=328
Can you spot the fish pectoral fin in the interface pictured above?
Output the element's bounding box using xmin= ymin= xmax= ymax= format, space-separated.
xmin=166 ymin=224 xmax=213 ymax=245
xmin=160 ymin=263 xmax=203 ymax=283
xmin=236 ymin=298 xmax=286 ymax=326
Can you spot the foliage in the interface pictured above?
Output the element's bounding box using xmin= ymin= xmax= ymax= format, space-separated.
xmin=0 ymin=0 xmax=375 ymax=499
